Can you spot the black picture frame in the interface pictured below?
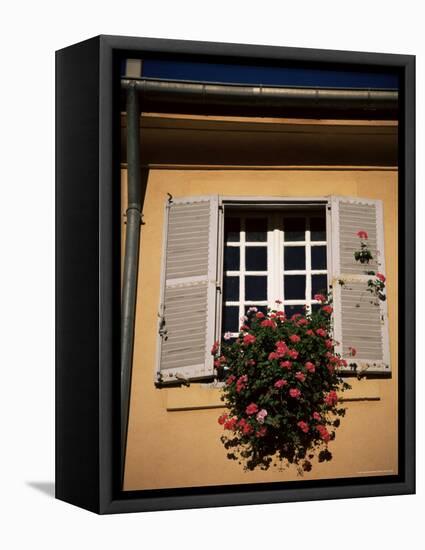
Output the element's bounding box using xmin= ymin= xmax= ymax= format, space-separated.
xmin=56 ymin=35 xmax=415 ymax=514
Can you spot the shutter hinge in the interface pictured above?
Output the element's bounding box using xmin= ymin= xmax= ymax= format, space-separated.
xmin=167 ymin=192 xmax=173 ymax=205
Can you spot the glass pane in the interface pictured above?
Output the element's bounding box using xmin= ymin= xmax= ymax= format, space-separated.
xmin=222 ymin=306 xmax=239 ymax=333
xmin=285 ymin=304 xmax=306 ymax=318
xmin=284 ymin=275 xmax=306 ymax=300
xmin=245 ymin=276 xmax=267 ymax=301
xmin=284 ymin=246 xmax=306 ymax=270
xmin=224 ymin=217 xmax=240 ymax=242
xmin=224 ymin=246 xmax=240 ymax=271
xmin=311 ymin=303 xmax=322 ymax=314
xmin=284 ymin=217 xmax=305 ymax=241
xmin=311 ymin=246 xmax=327 ymax=269
xmin=223 ymin=276 xmax=239 ymax=301
xmin=246 ymin=246 xmax=267 ymax=271
xmin=245 ymin=218 xmax=267 ymax=242
xmin=311 ymin=216 xmax=326 ymax=241
xmin=311 ymin=274 xmax=328 ymax=298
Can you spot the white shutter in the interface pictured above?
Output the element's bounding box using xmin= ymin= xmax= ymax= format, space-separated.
xmin=330 ymin=196 xmax=391 ymax=374
xmin=156 ymin=196 xmax=219 ymax=383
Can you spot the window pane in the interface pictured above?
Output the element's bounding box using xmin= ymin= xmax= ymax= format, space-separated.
xmin=223 ymin=276 xmax=239 ymax=301
xmin=311 ymin=303 xmax=322 ymax=314
xmin=285 ymin=304 xmax=306 ymax=318
xmin=245 ymin=276 xmax=267 ymax=300
xmin=311 ymin=216 xmax=326 ymax=241
xmin=246 ymin=246 xmax=267 ymax=271
xmin=311 ymin=246 xmax=327 ymax=269
xmin=311 ymin=274 xmax=328 ymax=298
xmin=223 ymin=306 xmax=239 ymax=332
xmin=284 ymin=275 xmax=306 ymax=300
xmin=224 ymin=246 xmax=240 ymax=271
xmin=284 ymin=246 xmax=306 ymax=270
xmin=224 ymin=217 xmax=240 ymax=242
xmin=245 ymin=218 xmax=267 ymax=242
xmin=284 ymin=217 xmax=305 ymax=241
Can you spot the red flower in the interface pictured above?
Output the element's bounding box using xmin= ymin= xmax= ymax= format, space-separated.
xmin=295 ymin=371 xmax=306 ymax=383
xmin=268 ymin=351 xmax=279 ymax=361
xmin=289 ymin=388 xmax=301 ymax=399
xmin=356 ymin=230 xmax=368 ymax=239
xmin=316 ymin=328 xmax=327 ymax=337
xmin=325 ymin=339 xmax=333 ymax=349
xmin=280 ymin=360 xmax=292 ymax=369
xmin=322 ymin=305 xmax=333 ymax=314
xmin=255 ymin=311 xmax=265 ymax=319
xmin=226 ymin=375 xmax=236 ymax=385
xmin=211 ymin=341 xmax=219 ymax=355
xmin=305 ymin=361 xmax=315 ymax=373
xmin=288 ymin=349 xmax=299 ymax=359
xmin=348 ymin=346 xmax=357 ymax=357
xmin=314 ymin=293 xmax=326 ymax=302
xmin=306 ymin=329 xmax=314 ymax=336
xmin=256 ymin=426 xmax=267 ymax=437
xmin=261 ymin=319 xmax=276 ymax=329
xmin=276 ymin=340 xmax=288 ymax=356
xmin=274 ymin=379 xmax=287 ymax=389
xmin=240 ymin=324 xmax=250 ymax=331
xmin=289 ymin=334 xmax=301 ymax=343
xmin=223 ymin=417 xmax=238 ymax=431
xmin=218 ymin=413 xmax=228 ymax=425
xmin=246 ymin=403 xmax=259 ymax=415
xmin=312 ymin=412 xmax=321 ymax=421
xmin=243 ymin=333 xmax=256 ymax=345
xmin=317 ymin=424 xmax=331 ymax=442
xmin=297 ymin=318 xmax=308 ymax=326
xmin=376 ymin=272 xmax=386 ymax=282
xmin=325 ymin=390 xmax=338 ymax=406
xmin=236 ymin=374 xmax=248 ymax=393
xmin=238 ymin=418 xmax=253 ymax=434
xmin=297 ymin=421 xmax=309 ymax=433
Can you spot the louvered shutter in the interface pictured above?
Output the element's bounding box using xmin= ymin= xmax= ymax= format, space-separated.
xmin=156 ymin=196 xmax=219 ymax=383
xmin=330 ymin=196 xmax=391 ymax=374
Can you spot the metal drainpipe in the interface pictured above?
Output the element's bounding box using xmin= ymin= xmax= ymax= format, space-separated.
xmin=121 ymin=83 xmax=142 ymax=481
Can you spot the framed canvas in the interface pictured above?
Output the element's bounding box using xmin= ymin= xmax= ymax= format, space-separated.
xmin=55 ymin=35 xmax=415 ymax=514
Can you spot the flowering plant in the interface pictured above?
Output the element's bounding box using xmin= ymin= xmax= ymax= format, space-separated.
xmin=366 ymin=272 xmax=386 ymax=302
xmin=354 ymin=230 xmax=373 ymax=264
xmin=213 ymin=297 xmax=351 ymax=473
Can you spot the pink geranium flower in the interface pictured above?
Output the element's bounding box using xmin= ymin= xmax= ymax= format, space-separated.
xmin=280 ymin=360 xmax=292 ymax=369
xmin=305 ymin=361 xmax=315 ymax=373
xmin=376 ymin=272 xmax=386 ymax=282
xmin=256 ymin=409 xmax=268 ymax=424
xmin=289 ymin=388 xmax=301 ymax=399
xmin=274 ymin=379 xmax=287 ymax=389
xmin=246 ymin=403 xmax=259 ymax=415
xmin=297 ymin=421 xmax=309 ymax=433
xmin=356 ymin=230 xmax=368 ymax=239
xmin=243 ymin=333 xmax=256 ymax=345
xmin=289 ymin=334 xmax=301 ymax=343
xmin=295 ymin=371 xmax=306 ymax=383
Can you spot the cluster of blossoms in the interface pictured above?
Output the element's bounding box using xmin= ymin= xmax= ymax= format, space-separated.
xmin=354 ymin=229 xmax=374 ymax=264
xmin=366 ymin=271 xmax=387 ymax=303
xmin=213 ymin=295 xmax=351 ymax=473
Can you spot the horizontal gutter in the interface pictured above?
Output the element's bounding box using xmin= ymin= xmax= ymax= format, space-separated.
xmin=121 ymin=78 xmax=398 ymax=119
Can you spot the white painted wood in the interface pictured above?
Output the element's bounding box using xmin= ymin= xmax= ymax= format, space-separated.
xmin=330 ymin=196 xmax=391 ymax=375
xmin=156 ymin=196 xmax=219 ymax=383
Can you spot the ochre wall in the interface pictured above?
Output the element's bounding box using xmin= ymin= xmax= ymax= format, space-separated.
xmin=122 ymin=168 xmax=398 ymax=491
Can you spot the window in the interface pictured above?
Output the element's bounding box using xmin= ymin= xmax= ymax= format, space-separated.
xmin=156 ymin=196 xmax=390 ymax=384
xmin=222 ymin=209 xmax=328 ymax=340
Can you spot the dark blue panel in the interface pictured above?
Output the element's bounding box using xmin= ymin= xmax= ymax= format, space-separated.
xmin=138 ymin=59 xmax=398 ymax=90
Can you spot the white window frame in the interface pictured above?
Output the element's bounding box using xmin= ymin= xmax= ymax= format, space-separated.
xmin=218 ymin=197 xmax=331 ymax=339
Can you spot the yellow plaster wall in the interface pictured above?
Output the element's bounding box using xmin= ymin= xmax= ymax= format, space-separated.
xmin=122 ymin=168 xmax=398 ymax=491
